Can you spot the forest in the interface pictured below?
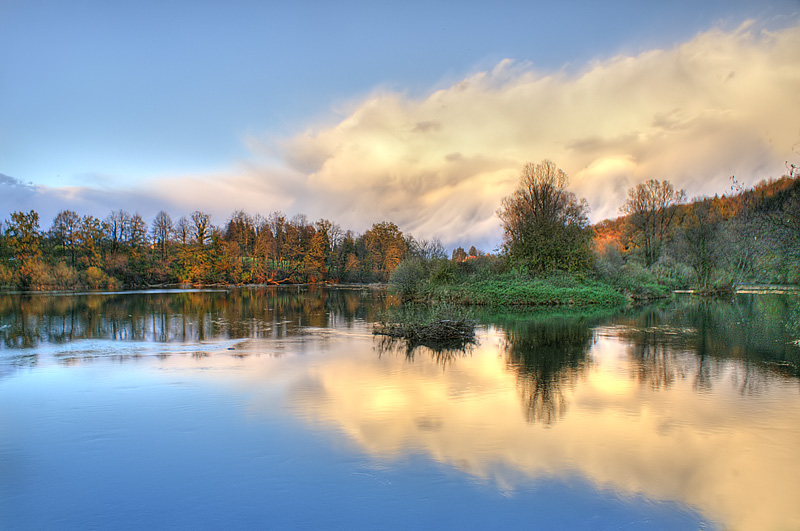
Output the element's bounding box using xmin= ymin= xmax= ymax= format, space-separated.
xmin=0 ymin=160 xmax=798 ymax=295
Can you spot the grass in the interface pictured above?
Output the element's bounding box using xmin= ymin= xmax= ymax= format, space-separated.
xmin=417 ymin=273 xmax=627 ymax=307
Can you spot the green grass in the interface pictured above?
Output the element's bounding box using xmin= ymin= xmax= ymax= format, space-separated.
xmin=417 ymin=273 xmax=627 ymax=307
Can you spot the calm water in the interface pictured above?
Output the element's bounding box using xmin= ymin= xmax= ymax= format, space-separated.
xmin=1 ymin=286 xmax=799 ymax=530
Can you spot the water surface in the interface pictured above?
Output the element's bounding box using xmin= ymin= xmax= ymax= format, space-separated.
xmin=1 ymin=287 xmax=799 ymax=530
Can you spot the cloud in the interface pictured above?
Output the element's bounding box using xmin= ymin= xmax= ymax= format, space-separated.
xmin=271 ymin=20 xmax=800 ymax=249
xmin=3 ymin=20 xmax=799 ymax=250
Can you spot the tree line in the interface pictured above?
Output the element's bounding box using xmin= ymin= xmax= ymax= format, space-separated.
xmin=1 ymin=159 xmax=798 ymax=291
xmin=496 ymin=159 xmax=800 ymax=291
xmin=0 ymin=208 xmax=441 ymax=289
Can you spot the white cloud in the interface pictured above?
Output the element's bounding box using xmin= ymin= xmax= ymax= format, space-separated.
xmin=265 ymin=20 xmax=800 ymax=248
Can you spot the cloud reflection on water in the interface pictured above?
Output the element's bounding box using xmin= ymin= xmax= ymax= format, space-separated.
xmin=281 ymin=325 xmax=800 ymax=531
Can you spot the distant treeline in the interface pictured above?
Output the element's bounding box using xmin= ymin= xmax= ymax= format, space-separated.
xmin=1 ymin=168 xmax=798 ymax=291
xmin=0 ymin=208 xmax=445 ymax=289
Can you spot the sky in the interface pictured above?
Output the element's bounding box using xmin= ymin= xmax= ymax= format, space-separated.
xmin=2 ymin=0 xmax=799 ymax=251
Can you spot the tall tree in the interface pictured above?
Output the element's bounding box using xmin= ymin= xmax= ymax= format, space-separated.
xmin=620 ymin=179 xmax=685 ymax=266
xmin=51 ymin=210 xmax=81 ymax=265
xmin=677 ymin=199 xmax=722 ymax=289
xmin=5 ymin=210 xmax=42 ymax=261
xmin=190 ymin=211 xmax=212 ymax=246
xmin=104 ymin=209 xmax=130 ymax=255
xmin=175 ymin=216 xmax=191 ymax=245
xmin=151 ymin=211 xmax=174 ymax=260
xmin=497 ymin=160 xmax=593 ymax=273
xmin=363 ymin=221 xmax=406 ymax=281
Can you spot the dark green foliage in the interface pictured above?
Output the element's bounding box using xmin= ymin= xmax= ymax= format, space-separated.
xmin=498 ymin=161 xmax=594 ymax=274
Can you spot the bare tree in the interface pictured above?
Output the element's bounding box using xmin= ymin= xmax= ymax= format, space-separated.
xmin=151 ymin=211 xmax=174 ymax=260
xmin=190 ymin=211 xmax=212 ymax=246
xmin=126 ymin=213 xmax=147 ymax=249
xmin=51 ymin=210 xmax=81 ymax=265
xmin=620 ymin=179 xmax=686 ymax=266
xmin=104 ymin=209 xmax=130 ymax=255
xmin=175 ymin=216 xmax=191 ymax=245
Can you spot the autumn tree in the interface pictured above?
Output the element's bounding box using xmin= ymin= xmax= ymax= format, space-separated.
xmin=621 ymin=179 xmax=685 ymax=266
xmin=77 ymin=215 xmax=104 ymax=268
xmin=5 ymin=210 xmax=42 ymax=261
xmin=363 ymin=221 xmax=406 ymax=281
xmin=451 ymin=246 xmax=467 ymax=262
xmin=497 ymin=160 xmax=593 ymax=273
xmin=5 ymin=210 xmax=43 ymax=288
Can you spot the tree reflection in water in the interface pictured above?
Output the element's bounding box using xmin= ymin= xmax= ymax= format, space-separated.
xmin=374 ymin=334 xmax=473 ymax=368
xmin=499 ymin=316 xmax=594 ymax=424
xmin=0 ymin=286 xmax=390 ymax=350
xmin=618 ymin=294 xmax=800 ymax=393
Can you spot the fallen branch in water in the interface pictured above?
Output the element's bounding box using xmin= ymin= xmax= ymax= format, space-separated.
xmin=373 ymin=318 xmax=476 ymax=346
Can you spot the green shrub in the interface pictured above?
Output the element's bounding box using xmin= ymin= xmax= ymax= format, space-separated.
xmin=429 ymin=259 xmax=459 ymax=284
xmin=389 ymin=258 xmax=426 ymax=299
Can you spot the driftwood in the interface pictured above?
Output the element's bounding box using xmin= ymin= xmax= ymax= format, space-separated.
xmin=373 ymin=318 xmax=476 ymax=347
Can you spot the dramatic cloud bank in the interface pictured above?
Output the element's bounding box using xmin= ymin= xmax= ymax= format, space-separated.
xmin=4 ymin=21 xmax=799 ymax=250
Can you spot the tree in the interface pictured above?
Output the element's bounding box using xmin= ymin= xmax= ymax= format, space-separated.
xmin=5 ymin=210 xmax=42 ymax=261
xmin=104 ymin=209 xmax=130 ymax=255
xmin=190 ymin=211 xmax=212 ymax=246
xmin=451 ymin=246 xmax=467 ymax=262
xmin=5 ymin=210 xmax=43 ymax=288
xmin=77 ymin=215 xmax=104 ymax=267
xmin=405 ymin=236 xmax=446 ymax=261
xmin=620 ymin=179 xmax=685 ymax=266
xmin=363 ymin=221 xmax=407 ymax=281
xmin=497 ymin=160 xmax=593 ymax=273
xmin=151 ymin=211 xmax=174 ymax=260
xmin=677 ymin=199 xmax=722 ymax=289
xmin=126 ymin=213 xmax=148 ymax=249
xmin=175 ymin=216 xmax=191 ymax=245
xmin=51 ymin=210 xmax=81 ymax=265
xmin=225 ymin=210 xmax=255 ymax=254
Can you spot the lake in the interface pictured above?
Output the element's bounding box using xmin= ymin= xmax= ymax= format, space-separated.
xmin=1 ymin=286 xmax=799 ymax=530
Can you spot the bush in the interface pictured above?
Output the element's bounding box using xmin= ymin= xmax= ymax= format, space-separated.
xmin=0 ymin=262 xmax=14 ymax=287
xmin=429 ymin=259 xmax=459 ymax=284
xmin=594 ymin=246 xmax=624 ymax=283
xmin=84 ymin=266 xmax=119 ymax=290
xmin=389 ymin=258 xmax=427 ymax=299
xmin=51 ymin=262 xmax=80 ymax=290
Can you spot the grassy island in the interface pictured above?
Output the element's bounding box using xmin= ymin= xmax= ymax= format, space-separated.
xmin=389 ymin=255 xmax=675 ymax=308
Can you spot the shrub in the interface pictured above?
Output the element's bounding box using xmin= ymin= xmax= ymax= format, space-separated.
xmin=429 ymin=259 xmax=459 ymax=284
xmin=389 ymin=258 xmax=427 ymax=299
xmin=84 ymin=266 xmax=119 ymax=290
xmin=51 ymin=262 xmax=80 ymax=290
xmin=0 ymin=262 xmax=14 ymax=286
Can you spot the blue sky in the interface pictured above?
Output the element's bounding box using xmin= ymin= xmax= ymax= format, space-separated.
xmin=2 ymin=1 xmax=799 ymax=250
